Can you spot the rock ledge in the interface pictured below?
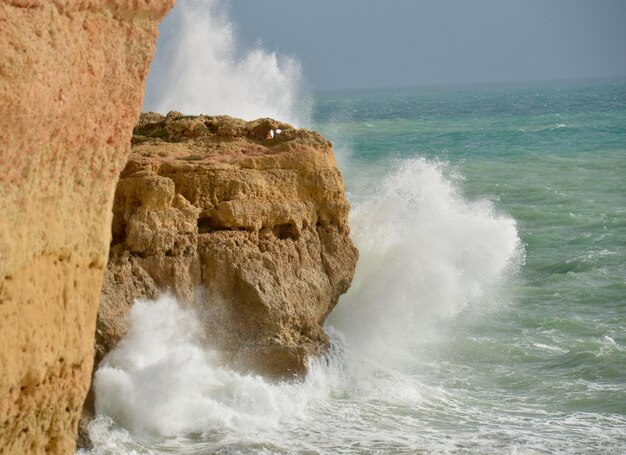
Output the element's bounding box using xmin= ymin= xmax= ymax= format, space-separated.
xmin=97 ymin=112 xmax=359 ymax=377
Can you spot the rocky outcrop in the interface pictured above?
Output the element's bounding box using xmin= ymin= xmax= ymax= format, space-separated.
xmin=97 ymin=112 xmax=358 ymax=378
xmin=0 ymin=1 xmax=174 ymax=453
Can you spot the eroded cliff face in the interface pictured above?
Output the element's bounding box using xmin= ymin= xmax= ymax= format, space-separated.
xmin=97 ymin=112 xmax=358 ymax=379
xmin=0 ymin=1 xmax=174 ymax=453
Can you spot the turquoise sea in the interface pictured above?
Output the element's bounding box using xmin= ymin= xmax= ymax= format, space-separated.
xmin=86 ymin=78 xmax=626 ymax=454
xmin=316 ymin=78 xmax=626 ymax=453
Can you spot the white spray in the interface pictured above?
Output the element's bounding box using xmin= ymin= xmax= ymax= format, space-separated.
xmin=329 ymin=158 xmax=522 ymax=366
xmin=143 ymin=0 xmax=310 ymax=126
xmin=92 ymin=296 xmax=316 ymax=439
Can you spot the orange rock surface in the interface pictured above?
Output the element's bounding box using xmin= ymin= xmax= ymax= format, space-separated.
xmin=0 ymin=1 xmax=173 ymax=453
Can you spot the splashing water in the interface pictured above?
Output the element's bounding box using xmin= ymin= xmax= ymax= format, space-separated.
xmin=86 ymin=157 xmax=523 ymax=453
xmin=143 ymin=0 xmax=310 ymax=126
xmin=329 ymin=159 xmax=521 ymax=366
xmin=92 ymin=296 xmax=317 ymax=438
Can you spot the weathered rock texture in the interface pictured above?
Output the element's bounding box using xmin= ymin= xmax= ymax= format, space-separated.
xmin=0 ymin=1 xmax=174 ymax=453
xmin=97 ymin=112 xmax=358 ymax=378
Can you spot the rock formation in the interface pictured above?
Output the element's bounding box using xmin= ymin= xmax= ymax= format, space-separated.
xmin=0 ymin=1 xmax=174 ymax=453
xmin=96 ymin=112 xmax=358 ymax=379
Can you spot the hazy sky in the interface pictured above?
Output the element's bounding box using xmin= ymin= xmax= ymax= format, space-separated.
xmin=221 ymin=0 xmax=626 ymax=90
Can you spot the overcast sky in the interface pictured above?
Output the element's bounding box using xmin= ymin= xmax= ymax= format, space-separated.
xmin=220 ymin=0 xmax=626 ymax=90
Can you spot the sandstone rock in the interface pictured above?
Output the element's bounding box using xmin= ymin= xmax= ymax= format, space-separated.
xmin=0 ymin=1 xmax=174 ymax=453
xmin=97 ymin=112 xmax=359 ymax=378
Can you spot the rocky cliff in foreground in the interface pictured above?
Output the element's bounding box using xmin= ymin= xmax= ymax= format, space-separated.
xmin=0 ymin=1 xmax=174 ymax=453
xmin=95 ymin=112 xmax=358 ymax=380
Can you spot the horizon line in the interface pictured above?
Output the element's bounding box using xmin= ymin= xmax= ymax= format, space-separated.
xmin=313 ymin=74 xmax=626 ymax=94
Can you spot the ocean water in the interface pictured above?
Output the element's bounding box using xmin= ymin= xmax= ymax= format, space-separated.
xmin=84 ymin=78 xmax=626 ymax=455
